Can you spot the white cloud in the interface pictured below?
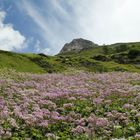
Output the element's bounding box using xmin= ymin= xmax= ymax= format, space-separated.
xmin=19 ymin=0 xmax=140 ymax=54
xmin=34 ymin=40 xmax=41 ymax=52
xmin=65 ymin=0 xmax=140 ymax=45
xmin=32 ymin=40 xmax=51 ymax=55
xmin=0 ymin=11 xmax=26 ymax=51
xmin=22 ymin=1 xmax=82 ymax=55
xmin=33 ymin=40 xmax=51 ymax=55
xmin=19 ymin=0 xmax=69 ymax=55
xmin=43 ymin=48 xmax=51 ymax=55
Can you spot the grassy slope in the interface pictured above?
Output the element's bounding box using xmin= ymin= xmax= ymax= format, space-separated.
xmin=57 ymin=42 xmax=140 ymax=72
xmin=0 ymin=42 xmax=139 ymax=73
xmin=0 ymin=51 xmax=45 ymax=73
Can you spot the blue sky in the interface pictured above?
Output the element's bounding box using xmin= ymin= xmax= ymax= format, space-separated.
xmin=0 ymin=0 xmax=140 ymax=55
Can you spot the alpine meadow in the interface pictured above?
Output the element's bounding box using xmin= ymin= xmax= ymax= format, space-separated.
xmin=0 ymin=0 xmax=140 ymax=140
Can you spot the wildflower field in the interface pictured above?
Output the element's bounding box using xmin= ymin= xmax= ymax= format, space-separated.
xmin=0 ymin=70 xmax=140 ymax=139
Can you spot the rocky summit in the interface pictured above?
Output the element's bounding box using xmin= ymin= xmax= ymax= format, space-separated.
xmin=60 ymin=38 xmax=98 ymax=53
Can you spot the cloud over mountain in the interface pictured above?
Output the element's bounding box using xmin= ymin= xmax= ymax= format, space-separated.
xmin=1 ymin=0 xmax=140 ymax=55
xmin=18 ymin=0 xmax=140 ymax=55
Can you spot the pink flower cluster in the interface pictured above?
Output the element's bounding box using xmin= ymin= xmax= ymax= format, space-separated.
xmin=0 ymin=71 xmax=140 ymax=139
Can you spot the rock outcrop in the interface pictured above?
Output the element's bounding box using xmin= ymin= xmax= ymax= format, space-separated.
xmin=60 ymin=38 xmax=98 ymax=53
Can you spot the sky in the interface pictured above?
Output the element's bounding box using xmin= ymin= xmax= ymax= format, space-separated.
xmin=0 ymin=0 xmax=140 ymax=55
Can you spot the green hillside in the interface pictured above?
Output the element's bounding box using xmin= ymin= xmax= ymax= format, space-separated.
xmin=57 ymin=42 xmax=140 ymax=72
xmin=0 ymin=42 xmax=140 ymax=73
xmin=0 ymin=50 xmax=45 ymax=73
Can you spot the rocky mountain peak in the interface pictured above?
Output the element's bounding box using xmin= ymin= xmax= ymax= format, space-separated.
xmin=60 ymin=38 xmax=98 ymax=53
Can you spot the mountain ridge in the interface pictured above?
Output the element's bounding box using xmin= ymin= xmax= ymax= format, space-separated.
xmin=0 ymin=38 xmax=139 ymax=73
xmin=60 ymin=38 xmax=98 ymax=54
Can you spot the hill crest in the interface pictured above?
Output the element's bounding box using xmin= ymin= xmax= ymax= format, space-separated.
xmin=60 ymin=38 xmax=98 ymax=54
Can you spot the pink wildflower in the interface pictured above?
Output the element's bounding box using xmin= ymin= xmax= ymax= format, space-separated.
xmin=96 ymin=118 xmax=109 ymax=127
xmin=72 ymin=125 xmax=86 ymax=134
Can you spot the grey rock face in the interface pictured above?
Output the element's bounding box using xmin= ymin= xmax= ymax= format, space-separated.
xmin=60 ymin=38 xmax=98 ymax=53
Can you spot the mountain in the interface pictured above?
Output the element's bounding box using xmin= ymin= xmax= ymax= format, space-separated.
xmin=0 ymin=39 xmax=140 ymax=73
xmin=60 ymin=38 xmax=98 ymax=54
